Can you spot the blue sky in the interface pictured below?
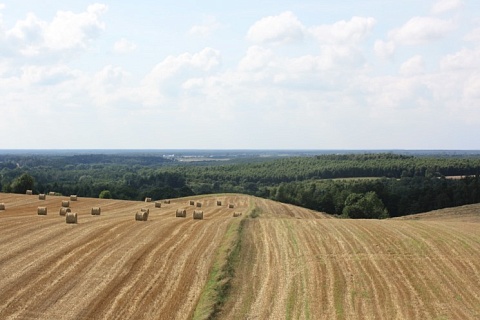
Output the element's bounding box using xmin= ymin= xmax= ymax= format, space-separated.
xmin=1 ymin=0 xmax=479 ymax=149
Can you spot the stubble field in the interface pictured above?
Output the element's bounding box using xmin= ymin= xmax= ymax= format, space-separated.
xmin=0 ymin=193 xmax=479 ymax=319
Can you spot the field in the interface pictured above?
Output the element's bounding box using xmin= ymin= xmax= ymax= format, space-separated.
xmin=0 ymin=193 xmax=479 ymax=319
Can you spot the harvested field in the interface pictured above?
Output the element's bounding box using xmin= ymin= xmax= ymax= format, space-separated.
xmin=0 ymin=192 xmax=479 ymax=319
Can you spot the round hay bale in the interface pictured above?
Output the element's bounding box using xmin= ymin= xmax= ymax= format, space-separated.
xmin=59 ymin=207 xmax=71 ymax=216
xmin=216 ymin=200 xmax=222 ymax=206
xmin=135 ymin=211 xmax=148 ymax=221
xmin=0 ymin=203 xmax=5 ymax=210
xmin=49 ymin=192 xmax=56 ymax=196
xmin=91 ymin=207 xmax=101 ymax=215
xmin=145 ymin=197 xmax=152 ymax=202
xmin=193 ymin=210 xmax=204 ymax=220
xmin=196 ymin=202 xmax=202 ymax=208
xmin=228 ymin=204 xmax=235 ymax=208
xmin=164 ymin=200 xmax=171 ymax=204
xmin=189 ymin=200 xmax=195 ymax=205
xmin=233 ymin=212 xmax=242 ymax=217
xmin=62 ymin=200 xmax=70 ymax=208
xmin=39 ymin=194 xmax=46 ymax=200
xmin=176 ymin=209 xmax=187 ymax=217
xmin=26 ymin=190 xmax=33 ymax=195
xmin=66 ymin=212 xmax=78 ymax=224
xmin=155 ymin=202 xmax=161 ymax=208
xmin=37 ymin=207 xmax=47 ymax=215
xmin=70 ymin=195 xmax=78 ymax=201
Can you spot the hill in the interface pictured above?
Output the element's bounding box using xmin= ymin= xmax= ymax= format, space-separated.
xmin=0 ymin=193 xmax=479 ymax=319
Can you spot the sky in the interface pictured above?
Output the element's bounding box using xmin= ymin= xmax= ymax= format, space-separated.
xmin=1 ymin=0 xmax=479 ymax=150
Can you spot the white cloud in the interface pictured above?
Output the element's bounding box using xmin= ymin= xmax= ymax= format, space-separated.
xmin=246 ymin=11 xmax=305 ymax=45
xmin=113 ymin=38 xmax=136 ymax=54
xmin=431 ymin=0 xmax=464 ymax=14
xmin=440 ymin=47 xmax=480 ymax=70
xmin=389 ymin=16 xmax=455 ymax=45
xmin=20 ymin=64 xmax=78 ymax=85
xmin=310 ymin=16 xmax=376 ymax=44
xmin=374 ymin=40 xmax=395 ymax=59
xmin=1 ymin=3 xmax=107 ymax=57
xmin=463 ymin=27 xmax=480 ymax=42
xmin=400 ymin=55 xmax=425 ymax=76
xmin=188 ymin=16 xmax=221 ymax=37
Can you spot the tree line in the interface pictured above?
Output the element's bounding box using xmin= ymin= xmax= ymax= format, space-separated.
xmin=2 ymin=153 xmax=480 ymax=218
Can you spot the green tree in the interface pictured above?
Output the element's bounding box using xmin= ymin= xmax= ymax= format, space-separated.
xmin=99 ymin=190 xmax=112 ymax=199
xmin=342 ymin=191 xmax=389 ymax=219
xmin=10 ymin=173 xmax=35 ymax=194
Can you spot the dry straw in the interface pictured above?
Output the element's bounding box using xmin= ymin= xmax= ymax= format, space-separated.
xmin=49 ymin=192 xmax=56 ymax=196
xmin=233 ymin=212 xmax=242 ymax=217
xmin=145 ymin=197 xmax=152 ymax=202
xmin=39 ymin=194 xmax=46 ymax=200
xmin=176 ymin=209 xmax=187 ymax=217
xmin=0 ymin=203 xmax=5 ymax=210
xmin=26 ymin=190 xmax=33 ymax=195
xmin=216 ymin=200 xmax=222 ymax=206
xmin=59 ymin=207 xmax=71 ymax=216
xmin=70 ymin=195 xmax=78 ymax=201
xmin=37 ymin=207 xmax=47 ymax=215
xmin=189 ymin=200 xmax=195 ymax=205
xmin=196 ymin=202 xmax=202 ymax=208
xmin=66 ymin=212 xmax=78 ymax=224
xmin=62 ymin=200 xmax=70 ymax=208
xmin=91 ymin=207 xmax=101 ymax=215
xmin=228 ymin=204 xmax=235 ymax=208
xmin=193 ymin=210 xmax=204 ymax=220
xmin=164 ymin=200 xmax=171 ymax=204
xmin=155 ymin=202 xmax=161 ymax=208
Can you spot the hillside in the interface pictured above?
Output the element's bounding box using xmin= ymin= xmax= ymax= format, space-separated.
xmin=0 ymin=193 xmax=479 ymax=319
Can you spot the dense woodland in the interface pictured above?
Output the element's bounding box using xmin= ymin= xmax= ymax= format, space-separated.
xmin=1 ymin=152 xmax=480 ymax=218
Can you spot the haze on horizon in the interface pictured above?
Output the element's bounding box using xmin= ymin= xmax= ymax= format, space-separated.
xmin=1 ymin=0 xmax=479 ymax=150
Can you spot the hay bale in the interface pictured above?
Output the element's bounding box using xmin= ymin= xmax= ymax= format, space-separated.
xmin=228 ymin=204 xmax=235 ymax=208
xmin=176 ymin=209 xmax=187 ymax=217
xmin=91 ymin=207 xmax=101 ymax=215
xmin=135 ymin=211 xmax=148 ymax=221
xmin=145 ymin=197 xmax=152 ymax=202
xmin=59 ymin=207 xmax=71 ymax=216
xmin=141 ymin=208 xmax=149 ymax=214
xmin=193 ymin=210 xmax=204 ymax=220
xmin=216 ymin=200 xmax=222 ymax=206
xmin=49 ymin=192 xmax=56 ymax=196
xmin=26 ymin=190 xmax=33 ymax=195
xmin=196 ymin=202 xmax=202 ymax=208
xmin=62 ymin=200 xmax=70 ymax=208
xmin=189 ymin=200 xmax=195 ymax=205
xmin=0 ymin=203 xmax=5 ymax=210
xmin=70 ymin=195 xmax=78 ymax=201
xmin=39 ymin=194 xmax=46 ymax=200
xmin=164 ymin=200 xmax=171 ymax=204
xmin=66 ymin=212 xmax=78 ymax=224
xmin=37 ymin=207 xmax=47 ymax=215
xmin=233 ymin=212 xmax=242 ymax=217
xmin=155 ymin=202 xmax=161 ymax=208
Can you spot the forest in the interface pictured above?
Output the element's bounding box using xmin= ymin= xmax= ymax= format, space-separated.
xmin=1 ymin=152 xmax=480 ymax=218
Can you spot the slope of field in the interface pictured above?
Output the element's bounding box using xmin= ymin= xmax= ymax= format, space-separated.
xmin=393 ymin=203 xmax=480 ymax=223
xmin=0 ymin=192 xmax=250 ymax=320
xmin=220 ymin=198 xmax=480 ymax=320
xmin=1 ymin=193 xmax=479 ymax=320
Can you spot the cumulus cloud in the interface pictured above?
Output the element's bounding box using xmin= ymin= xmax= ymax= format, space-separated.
xmin=440 ymin=47 xmax=480 ymax=70
xmin=400 ymin=55 xmax=425 ymax=76
xmin=431 ymin=0 xmax=464 ymax=14
xmin=188 ymin=16 xmax=221 ymax=37
xmin=388 ymin=16 xmax=455 ymax=46
xmin=310 ymin=16 xmax=376 ymax=44
xmin=1 ymin=3 xmax=107 ymax=57
xmin=246 ymin=11 xmax=305 ymax=45
xmin=113 ymin=38 xmax=136 ymax=54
